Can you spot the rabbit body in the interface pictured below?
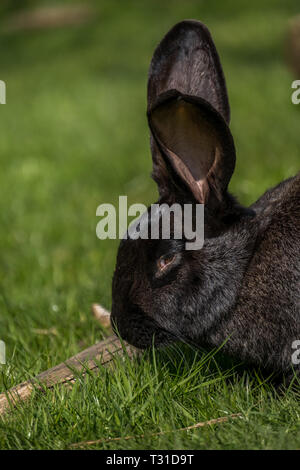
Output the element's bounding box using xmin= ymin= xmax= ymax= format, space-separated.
xmin=111 ymin=20 xmax=300 ymax=377
xmin=208 ymin=174 xmax=300 ymax=373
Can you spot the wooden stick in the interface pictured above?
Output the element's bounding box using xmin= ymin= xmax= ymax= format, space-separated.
xmin=287 ymin=15 xmax=300 ymax=78
xmin=92 ymin=303 xmax=111 ymax=328
xmin=3 ymin=5 xmax=94 ymax=33
xmin=0 ymin=334 xmax=139 ymax=417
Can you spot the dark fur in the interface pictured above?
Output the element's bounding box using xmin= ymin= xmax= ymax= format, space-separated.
xmin=111 ymin=20 xmax=300 ymax=378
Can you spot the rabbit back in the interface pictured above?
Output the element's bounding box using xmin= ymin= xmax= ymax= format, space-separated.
xmin=208 ymin=173 xmax=300 ymax=372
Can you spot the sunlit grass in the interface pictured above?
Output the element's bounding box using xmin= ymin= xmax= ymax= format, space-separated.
xmin=0 ymin=0 xmax=299 ymax=449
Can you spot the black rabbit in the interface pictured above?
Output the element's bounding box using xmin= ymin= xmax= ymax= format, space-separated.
xmin=111 ymin=20 xmax=300 ymax=378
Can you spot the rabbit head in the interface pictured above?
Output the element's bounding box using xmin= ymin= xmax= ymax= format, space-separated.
xmin=111 ymin=20 xmax=257 ymax=349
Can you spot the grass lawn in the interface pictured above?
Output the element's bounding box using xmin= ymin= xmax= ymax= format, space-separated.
xmin=0 ymin=0 xmax=299 ymax=450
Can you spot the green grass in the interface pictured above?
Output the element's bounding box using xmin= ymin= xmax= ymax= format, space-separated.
xmin=0 ymin=0 xmax=299 ymax=450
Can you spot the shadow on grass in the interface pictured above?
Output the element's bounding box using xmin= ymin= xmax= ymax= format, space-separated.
xmin=143 ymin=340 xmax=300 ymax=396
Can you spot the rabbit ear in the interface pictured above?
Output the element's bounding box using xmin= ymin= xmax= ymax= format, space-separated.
xmin=147 ymin=20 xmax=230 ymax=123
xmin=148 ymin=91 xmax=235 ymax=205
xmin=147 ymin=20 xmax=234 ymax=204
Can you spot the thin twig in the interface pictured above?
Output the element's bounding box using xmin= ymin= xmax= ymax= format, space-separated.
xmin=70 ymin=413 xmax=242 ymax=448
xmin=92 ymin=303 xmax=111 ymax=328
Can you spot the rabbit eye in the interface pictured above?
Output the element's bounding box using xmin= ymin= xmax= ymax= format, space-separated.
xmin=157 ymin=254 xmax=176 ymax=272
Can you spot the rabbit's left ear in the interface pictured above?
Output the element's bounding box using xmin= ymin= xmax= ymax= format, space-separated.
xmin=147 ymin=20 xmax=235 ymax=205
xmin=148 ymin=91 xmax=235 ymax=205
